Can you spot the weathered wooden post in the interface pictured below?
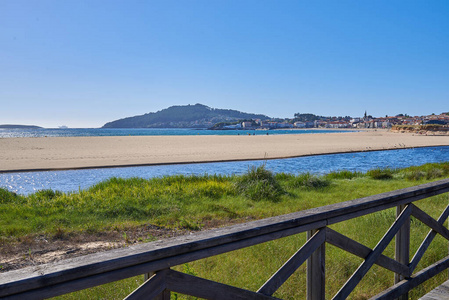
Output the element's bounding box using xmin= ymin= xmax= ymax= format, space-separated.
xmin=144 ymin=271 xmax=171 ymax=300
xmin=395 ymin=204 xmax=410 ymax=300
xmin=307 ymin=228 xmax=325 ymax=300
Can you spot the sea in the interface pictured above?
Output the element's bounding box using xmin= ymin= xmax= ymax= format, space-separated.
xmin=0 ymin=127 xmax=343 ymax=138
xmin=1 ymin=128 xmax=449 ymax=195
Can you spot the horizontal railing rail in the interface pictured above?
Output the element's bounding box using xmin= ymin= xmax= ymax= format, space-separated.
xmin=1 ymin=178 xmax=449 ymax=299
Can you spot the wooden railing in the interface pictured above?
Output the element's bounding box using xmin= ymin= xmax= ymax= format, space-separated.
xmin=1 ymin=178 xmax=449 ymax=299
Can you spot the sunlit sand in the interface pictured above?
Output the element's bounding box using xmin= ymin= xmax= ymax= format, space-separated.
xmin=1 ymin=130 xmax=448 ymax=172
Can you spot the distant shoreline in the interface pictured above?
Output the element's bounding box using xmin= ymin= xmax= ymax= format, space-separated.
xmin=0 ymin=124 xmax=42 ymax=129
xmin=1 ymin=130 xmax=449 ymax=173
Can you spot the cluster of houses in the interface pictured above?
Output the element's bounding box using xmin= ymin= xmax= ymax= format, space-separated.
xmin=223 ymin=112 xmax=449 ymax=130
xmin=349 ymin=113 xmax=449 ymax=129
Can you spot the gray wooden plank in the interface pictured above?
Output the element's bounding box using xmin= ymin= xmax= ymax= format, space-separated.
xmin=395 ymin=204 xmax=411 ymax=300
xmin=333 ymin=205 xmax=412 ymax=300
xmin=142 ymin=270 xmax=171 ymax=300
xmin=124 ymin=269 xmax=168 ymax=300
xmin=258 ymin=229 xmax=325 ymax=296
xmin=370 ymin=255 xmax=449 ymax=300
xmin=411 ymin=204 xmax=449 ymax=241
xmin=307 ymin=229 xmax=326 ymax=300
xmin=325 ymin=228 xmax=409 ymax=276
xmin=165 ymin=269 xmax=281 ymax=300
xmin=409 ymin=203 xmax=449 ymax=273
xmin=419 ymin=280 xmax=449 ymax=300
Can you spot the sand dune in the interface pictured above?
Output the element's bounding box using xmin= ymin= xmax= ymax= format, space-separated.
xmin=1 ymin=130 xmax=448 ymax=172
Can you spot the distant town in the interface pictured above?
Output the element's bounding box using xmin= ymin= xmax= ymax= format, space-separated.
xmin=216 ymin=112 xmax=449 ymax=130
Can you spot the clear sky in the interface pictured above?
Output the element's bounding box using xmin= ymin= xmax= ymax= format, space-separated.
xmin=1 ymin=0 xmax=448 ymax=128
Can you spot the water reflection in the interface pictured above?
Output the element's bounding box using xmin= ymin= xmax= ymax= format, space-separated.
xmin=1 ymin=146 xmax=449 ymax=195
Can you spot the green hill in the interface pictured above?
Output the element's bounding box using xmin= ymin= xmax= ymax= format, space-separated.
xmin=102 ymin=104 xmax=270 ymax=128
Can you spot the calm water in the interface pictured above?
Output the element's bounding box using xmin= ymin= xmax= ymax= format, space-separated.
xmin=0 ymin=127 xmax=348 ymax=138
xmin=2 ymin=146 xmax=449 ymax=195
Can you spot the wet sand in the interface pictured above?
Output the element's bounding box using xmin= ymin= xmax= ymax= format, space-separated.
xmin=1 ymin=130 xmax=448 ymax=172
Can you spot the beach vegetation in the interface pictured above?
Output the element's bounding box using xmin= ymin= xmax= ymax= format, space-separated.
xmin=1 ymin=162 xmax=449 ymax=298
xmin=398 ymin=162 xmax=449 ymax=181
xmin=404 ymin=169 xmax=427 ymax=181
xmin=0 ymin=188 xmax=22 ymax=204
xmin=285 ymin=172 xmax=331 ymax=189
xmin=233 ymin=165 xmax=284 ymax=201
xmin=1 ymin=163 xmax=448 ymax=240
xmin=325 ymin=169 xmax=362 ymax=180
xmin=366 ymin=167 xmax=395 ymax=180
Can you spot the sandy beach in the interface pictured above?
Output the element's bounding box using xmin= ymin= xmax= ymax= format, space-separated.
xmin=1 ymin=130 xmax=448 ymax=172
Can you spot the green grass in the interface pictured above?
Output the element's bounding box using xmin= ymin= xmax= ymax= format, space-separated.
xmin=366 ymin=167 xmax=395 ymax=180
xmin=325 ymin=169 xmax=362 ymax=180
xmin=234 ymin=164 xmax=284 ymax=201
xmin=1 ymin=163 xmax=449 ymax=299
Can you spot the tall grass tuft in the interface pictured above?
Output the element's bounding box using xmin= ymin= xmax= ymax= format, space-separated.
xmin=0 ymin=188 xmax=23 ymax=204
xmin=31 ymin=189 xmax=63 ymax=200
xmin=234 ymin=165 xmax=284 ymax=201
xmin=400 ymin=162 xmax=449 ymax=181
xmin=366 ymin=168 xmax=395 ymax=180
xmin=403 ymin=170 xmax=427 ymax=181
xmin=326 ymin=170 xmax=361 ymax=180
xmin=288 ymin=173 xmax=331 ymax=189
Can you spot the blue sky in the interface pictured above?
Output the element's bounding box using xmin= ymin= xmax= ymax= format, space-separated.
xmin=1 ymin=0 xmax=448 ymax=128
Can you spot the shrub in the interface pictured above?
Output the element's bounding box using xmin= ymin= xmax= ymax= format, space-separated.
xmin=275 ymin=172 xmax=294 ymax=181
xmin=234 ymin=165 xmax=284 ymax=201
xmin=303 ymin=175 xmax=330 ymax=189
xmin=0 ymin=188 xmax=22 ymax=204
xmin=289 ymin=173 xmax=330 ymax=189
xmin=367 ymin=168 xmax=394 ymax=180
xmin=401 ymin=162 xmax=449 ymax=181
xmin=326 ymin=170 xmax=361 ymax=180
xmin=404 ymin=170 xmax=426 ymax=181
xmin=33 ymin=189 xmax=62 ymax=200
xmin=426 ymin=168 xmax=444 ymax=180
xmin=441 ymin=163 xmax=449 ymax=175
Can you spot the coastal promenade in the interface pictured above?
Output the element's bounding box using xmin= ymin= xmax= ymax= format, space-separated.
xmin=1 ymin=130 xmax=449 ymax=173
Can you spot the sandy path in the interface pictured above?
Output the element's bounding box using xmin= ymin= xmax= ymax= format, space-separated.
xmin=1 ymin=130 xmax=448 ymax=172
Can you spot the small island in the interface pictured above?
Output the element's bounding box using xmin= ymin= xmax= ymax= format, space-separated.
xmin=0 ymin=124 xmax=42 ymax=129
